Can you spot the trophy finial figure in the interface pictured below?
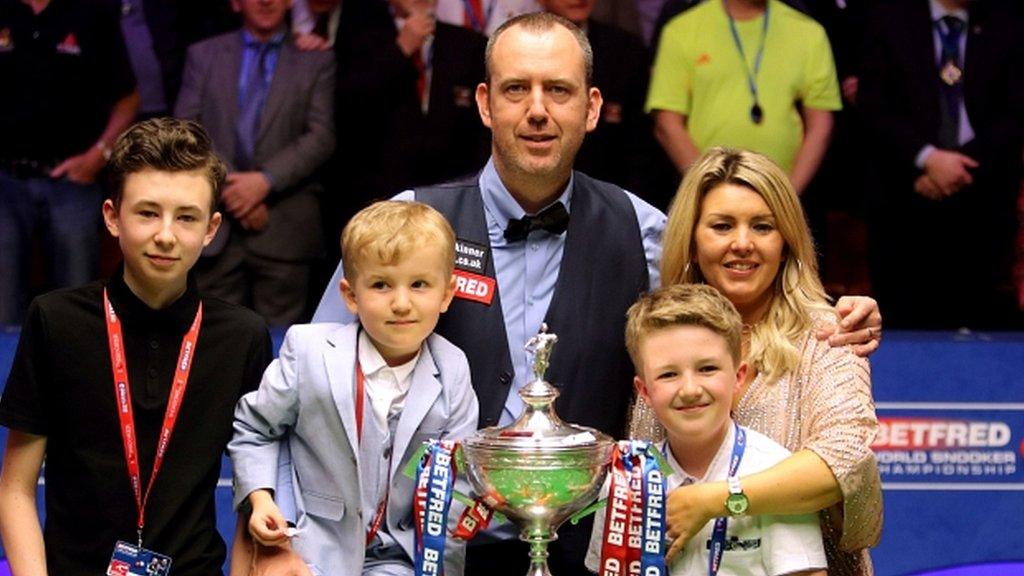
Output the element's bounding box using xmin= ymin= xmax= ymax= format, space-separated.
xmin=525 ymin=323 xmax=558 ymax=382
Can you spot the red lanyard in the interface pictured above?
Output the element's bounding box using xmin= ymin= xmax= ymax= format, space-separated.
xmin=355 ymin=360 xmax=365 ymax=443
xmin=354 ymin=349 xmax=391 ymax=547
xmin=103 ymin=288 xmax=202 ymax=547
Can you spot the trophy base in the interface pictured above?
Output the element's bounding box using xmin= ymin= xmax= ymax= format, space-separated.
xmin=521 ymin=532 xmax=556 ymax=576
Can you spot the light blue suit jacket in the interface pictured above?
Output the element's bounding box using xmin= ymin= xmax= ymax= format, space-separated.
xmin=229 ymin=322 xmax=479 ymax=575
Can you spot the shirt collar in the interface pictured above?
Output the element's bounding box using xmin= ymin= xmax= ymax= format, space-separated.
xmin=357 ymin=329 xmax=421 ymax=382
xmin=662 ymin=421 xmax=737 ymax=486
xmin=478 ymin=157 xmax=574 ymax=227
xmin=105 ymin=263 xmax=201 ymax=334
xmin=241 ymin=28 xmax=288 ymax=49
xmin=929 ymin=0 xmax=968 ymax=24
xmin=325 ymin=6 xmax=342 ymax=42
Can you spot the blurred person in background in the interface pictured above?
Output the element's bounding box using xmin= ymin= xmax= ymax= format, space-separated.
xmin=859 ymin=0 xmax=1024 ymax=329
xmin=0 ymin=0 xmax=139 ymax=325
xmin=175 ymin=0 xmax=336 ymax=326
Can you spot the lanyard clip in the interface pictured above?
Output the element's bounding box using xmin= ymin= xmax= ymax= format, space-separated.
xmin=137 ymin=528 xmax=143 ymax=549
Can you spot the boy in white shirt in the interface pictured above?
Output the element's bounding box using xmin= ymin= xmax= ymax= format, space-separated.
xmin=587 ymin=284 xmax=827 ymax=576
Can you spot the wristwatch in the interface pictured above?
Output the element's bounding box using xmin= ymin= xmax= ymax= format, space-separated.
xmin=725 ymin=476 xmax=749 ymax=517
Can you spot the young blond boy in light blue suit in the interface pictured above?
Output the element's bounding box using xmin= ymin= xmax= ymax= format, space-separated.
xmin=229 ymin=201 xmax=479 ymax=576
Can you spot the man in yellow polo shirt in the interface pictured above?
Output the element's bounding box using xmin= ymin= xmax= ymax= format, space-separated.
xmin=647 ymin=0 xmax=840 ymax=194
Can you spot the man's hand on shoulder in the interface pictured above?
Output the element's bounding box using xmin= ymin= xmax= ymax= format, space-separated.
xmin=816 ymin=296 xmax=882 ymax=357
xmin=396 ymin=9 xmax=436 ymax=56
xmin=293 ymin=32 xmax=331 ymax=52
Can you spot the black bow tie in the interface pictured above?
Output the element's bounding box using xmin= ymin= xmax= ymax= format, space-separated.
xmin=503 ymin=201 xmax=570 ymax=242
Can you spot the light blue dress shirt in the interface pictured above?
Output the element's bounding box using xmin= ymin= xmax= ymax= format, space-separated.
xmin=238 ymin=29 xmax=286 ymax=107
xmin=312 ymin=158 xmax=666 ymax=424
xmin=237 ymin=29 xmax=286 ymax=189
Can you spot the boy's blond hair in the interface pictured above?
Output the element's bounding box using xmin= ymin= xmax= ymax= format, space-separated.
xmin=625 ymin=284 xmax=743 ymax=373
xmin=341 ymin=201 xmax=456 ymax=280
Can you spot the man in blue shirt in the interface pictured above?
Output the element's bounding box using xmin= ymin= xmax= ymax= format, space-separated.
xmin=313 ymin=12 xmax=881 ymax=575
xmin=317 ymin=12 xmax=663 ymax=435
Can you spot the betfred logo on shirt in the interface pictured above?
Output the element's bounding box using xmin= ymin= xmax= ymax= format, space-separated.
xmin=453 ymin=270 xmax=495 ymax=305
xmin=56 ymin=33 xmax=81 ymax=55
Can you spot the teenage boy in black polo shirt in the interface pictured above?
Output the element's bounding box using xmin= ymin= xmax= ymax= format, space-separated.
xmin=0 ymin=118 xmax=272 ymax=575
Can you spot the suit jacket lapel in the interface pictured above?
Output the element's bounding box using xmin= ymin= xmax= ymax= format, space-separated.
xmin=910 ymin=1 xmax=940 ymax=91
xmin=218 ymin=34 xmax=244 ymax=166
xmin=258 ymin=40 xmax=294 ymax=148
xmin=963 ymin=5 xmax=983 ymax=114
xmin=392 ymin=342 xmax=442 ymax=478
xmin=324 ymin=323 xmax=362 ymax=457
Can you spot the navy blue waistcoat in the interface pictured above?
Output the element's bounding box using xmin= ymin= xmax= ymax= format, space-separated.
xmin=416 ymin=172 xmax=649 ymax=438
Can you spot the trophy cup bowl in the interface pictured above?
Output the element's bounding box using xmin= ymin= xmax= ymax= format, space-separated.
xmin=461 ymin=437 xmax=613 ymax=542
xmin=460 ymin=327 xmax=614 ymax=576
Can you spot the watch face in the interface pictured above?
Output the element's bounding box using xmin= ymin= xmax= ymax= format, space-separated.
xmin=726 ymin=493 xmax=748 ymax=515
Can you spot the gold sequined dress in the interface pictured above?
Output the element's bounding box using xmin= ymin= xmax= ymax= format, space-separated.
xmin=630 ymin=328 xmax=883 ymax=576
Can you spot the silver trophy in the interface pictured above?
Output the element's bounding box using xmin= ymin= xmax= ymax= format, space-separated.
xmin=461 ymin=325 xmax=614 ymax=576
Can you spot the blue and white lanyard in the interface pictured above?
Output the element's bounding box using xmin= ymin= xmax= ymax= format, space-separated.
xmin=708 ymin=423 xmax=746 ymax=576
xmin=725 ymin=0 xmax=770 ymax=124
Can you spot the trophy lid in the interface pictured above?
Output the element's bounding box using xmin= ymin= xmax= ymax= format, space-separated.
xmin=464 ymin=325 xmax=612 ymax=451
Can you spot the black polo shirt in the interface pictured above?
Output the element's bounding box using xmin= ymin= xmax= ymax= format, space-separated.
xmin=0 ymin=0 xmax=136 ymax=161
xmin=0 ymin=270 xmax=272 ymax=575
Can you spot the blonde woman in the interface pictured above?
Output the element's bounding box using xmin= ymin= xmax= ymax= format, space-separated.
xmin=632 ymin=148 xmax=883 ymax=575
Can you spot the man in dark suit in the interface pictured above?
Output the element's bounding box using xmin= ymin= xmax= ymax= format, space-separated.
xmin=175 ymin=0 xmax=336 ymax=326
xmin=859 ymin=0 xmax=1024 ymax=328
xmin=332 ymin=0 xmax=488 ymax=227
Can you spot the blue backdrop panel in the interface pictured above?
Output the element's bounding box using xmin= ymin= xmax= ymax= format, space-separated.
xmin=870 ymin=332 xmax=1024 ymax=575
xmin=1 ymin=328 xmax=1022 ymax=575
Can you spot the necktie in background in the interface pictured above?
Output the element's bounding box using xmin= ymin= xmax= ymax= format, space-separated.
xmin=936 ymin=15 xmax=964 ymax=149
xmin=412 ymin=48 xmax=426 ymax=103
xmin=236 ymin=40 xmax=274 ymax=169
xmin=463 ymin=0 xmax=486 ymax=33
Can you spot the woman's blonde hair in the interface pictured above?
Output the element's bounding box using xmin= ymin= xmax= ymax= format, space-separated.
xmin=661 ymin=147 xmax=833 ymax=383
